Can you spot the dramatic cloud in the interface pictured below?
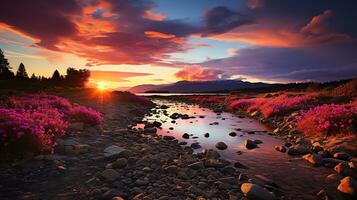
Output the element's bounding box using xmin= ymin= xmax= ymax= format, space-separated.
xmin=201 ymin=6 xmax=253 ymax=36
xmin=199 ymin=43 xmax=357 ymax=82
xmin=1 ymin=0 xmax=357 ymax=83
xmin=175 ymin=65 xmax=228 ymax=81
xmin=90 ymin=70 xmax=152 ymax=82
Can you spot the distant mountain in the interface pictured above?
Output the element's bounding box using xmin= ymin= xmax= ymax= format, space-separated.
xmin=128 ymin=80 xmax=274 ymax=93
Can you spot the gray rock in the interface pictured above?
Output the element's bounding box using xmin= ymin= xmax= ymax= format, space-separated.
xmin=101 ymin=169 xmax=120 ymax=181
xmin=104 ymin=145 xmax=125 ymax=159
xmin=112 ymin=158 xmax=128 ymax=168
xmin=241 ymin=183 xmax=276 ymax=200
xmin=191 ymin=142 xmax=202 ymax=149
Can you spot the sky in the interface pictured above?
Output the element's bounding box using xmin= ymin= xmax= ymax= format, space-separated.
xmin=0 ymin=0 xmax=357 ymax=89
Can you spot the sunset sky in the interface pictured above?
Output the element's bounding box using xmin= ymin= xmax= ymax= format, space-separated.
xmin=1 ymin=0 xmax=357 ymax=89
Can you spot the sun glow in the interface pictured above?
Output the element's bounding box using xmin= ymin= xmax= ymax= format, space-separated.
xmin=96 ymin=81 xmax=107 ymax=91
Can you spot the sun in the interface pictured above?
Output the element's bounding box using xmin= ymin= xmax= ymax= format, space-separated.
xmin=96 ymin=81 xmax=107 ymax=91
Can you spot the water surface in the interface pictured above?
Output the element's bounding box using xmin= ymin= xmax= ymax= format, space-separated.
xmin=137 ymin=99 xmax=332 ymax=199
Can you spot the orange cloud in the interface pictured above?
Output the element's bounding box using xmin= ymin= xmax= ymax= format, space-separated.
xmin=144 ymin=10 xmax=166 ymax=21
xmin=144 ymin=31 xmax=176 ymax=39
xmin=175 ymin=65 xmax=227 ymax=81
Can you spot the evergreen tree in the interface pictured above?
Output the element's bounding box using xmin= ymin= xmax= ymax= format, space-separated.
xmin=51 ymin=69 xmax=61 ymax=80
xmin=16 ymin=63 xmax=28 ymax=78
xmin=30 ymin=73 xmax=37 ymax=80
xmin=0 ymin=48 xmax=14 ymax=79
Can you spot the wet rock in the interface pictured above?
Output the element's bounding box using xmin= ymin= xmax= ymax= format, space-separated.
xmin=334 ymin=163 xmax=357 ymax=178
xmin=104 ymin=145 xmax=125 ymax=159
xmin=101 ymin=169 xmax=120 ymax=181
xmin=334 ymin=152 xmax=351 ymax=161
xmin=275 ymin=145 xmax=286 ymax=153
xmin=337 ymin=176 xmax=357 ymax=195
xmin=112 ymin=158 xmax=128 ymax=169
xmin=234 ymin=161 xmax=249 ymax=169
xmin=254 ymin=139 xmax=263 ymax=144
xmin=247 ymin=131 xmax=255 ymax=134
xmin=302 ymin=153 xmax=323 ymax=166
xmin=287 ymin=144 xmax=311 ymax=156
xmin=179 ymin=141 xmax=187 ymax=145
xmin=191 ymin=142 xmax=202 ymax=149
xmin=204 ymin=133 xmax=210 ymax=137
xmin=229 ymin=132 xmax=237 ymax=137
xmin=241 ymin=183 xmax=276 ymax=200
xmin=182 ymin=133 xmax=190 ymax=139
xmin=284 ymin=142 xmax=292 ymax=147
xmin=325 ymin=173 xmax=343 ymax=184
xmin=215 ymin=142 xmax=228 ymax=150
xmin=244 ymin=139 xmax=257 ymax=150
xmin=204 ymin=149 xmax=220 ymax=159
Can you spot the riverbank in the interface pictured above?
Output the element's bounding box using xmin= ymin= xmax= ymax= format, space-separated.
xmin=161 ymin=91 xmax=356 ymax=199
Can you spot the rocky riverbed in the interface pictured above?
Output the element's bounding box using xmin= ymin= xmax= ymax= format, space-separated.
xmin=0 ymin=96 xmax=356 ymax=200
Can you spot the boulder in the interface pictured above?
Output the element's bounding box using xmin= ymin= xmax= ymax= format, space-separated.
xmin=241 ymin=183 xmax=276 ymax=200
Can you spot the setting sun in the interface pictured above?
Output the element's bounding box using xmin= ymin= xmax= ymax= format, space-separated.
xmin=96 ymin=81 xmax=107 ymax=91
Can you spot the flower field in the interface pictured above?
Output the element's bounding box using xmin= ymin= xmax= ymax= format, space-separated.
xmin=0 ymin=93 xmax=102 ymax=156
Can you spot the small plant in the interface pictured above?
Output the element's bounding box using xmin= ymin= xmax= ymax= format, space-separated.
xmin=68 ymin=106 xmax=103 ymax=126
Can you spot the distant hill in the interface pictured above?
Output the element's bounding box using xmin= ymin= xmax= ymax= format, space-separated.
xmin=128 ymin=80 xmax=274 ymax=93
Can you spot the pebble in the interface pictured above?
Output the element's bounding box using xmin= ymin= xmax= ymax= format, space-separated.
xmin=337 ymin=176 xmax=357 ymax=195
xmin=215 ymin=142 xmax=228 ymax=150
xmin=241 ymin=183 xmax=276 ymax=200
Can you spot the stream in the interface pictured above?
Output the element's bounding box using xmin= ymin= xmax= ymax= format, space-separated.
xmin=136 ymin=99 xmax=332 ymax=199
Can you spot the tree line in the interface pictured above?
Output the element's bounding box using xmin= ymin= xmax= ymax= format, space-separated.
xmin=0 ymin=48 xmax=90 ymax=87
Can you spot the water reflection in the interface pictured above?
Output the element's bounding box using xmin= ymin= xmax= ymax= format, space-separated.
xmin=136 ymin=100 xmax=332 ymax=198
